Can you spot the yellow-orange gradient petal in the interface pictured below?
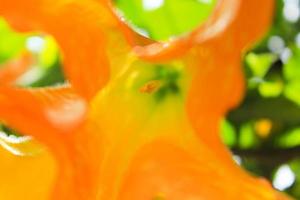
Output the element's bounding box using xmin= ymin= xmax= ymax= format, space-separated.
xmin=0 ymin=0 xmax=292 ymax=200
xmin=0 ymin=133 xmax=56 ymax=200
xmin=118 ymin=141 xmax=288 ymax=200
xmin=0 ymin=86 xmax=104 ymax=200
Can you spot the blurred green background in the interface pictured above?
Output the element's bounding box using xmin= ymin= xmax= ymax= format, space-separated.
xmin=1 ymin=0 xmax=300 ymax=198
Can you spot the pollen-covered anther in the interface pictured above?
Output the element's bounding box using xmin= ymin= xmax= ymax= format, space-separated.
xmin=140 ymin=80 xmax=162 ymax=94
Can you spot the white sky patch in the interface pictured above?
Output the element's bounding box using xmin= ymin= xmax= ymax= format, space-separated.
xmin=273 ymin=164 xmax=296 ymax=191
xmin=197 ymin=0 xmax=212 ymax=4
xmin=295 ymin=32 xmax=300 ymax=47
xmin=26 ymin=36 xmax=45 ymax=53
xmin=142 ymin=0 xmax=164 ymax=11
xmin=233 ymin=155 xmax=242 ymax=165
xmin=268 ymin=36 xmax=285 ymax=54
xmin=283 ymin=0 xmax=300 ymax=22
xmin=280 ymin=47 xmax=292 ymax=63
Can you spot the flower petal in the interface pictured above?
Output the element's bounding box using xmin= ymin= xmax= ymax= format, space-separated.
xmin=118 ymin=141 xmax=279 ymax=200
xmin=185 ymin=0 xmax=273 ymax=162
xmin=0 ymin=85 xmax=87 ymax=140
xmin=131 ymin=0 xmax=273 ymax=61
xmin=0 ymin=132 xmax=56 ymax=200
xmin=0 ymin=52 xmax=32 ymax=85
xmin=186 ymin=54 xmax=245 ymax=165
xmin=0 ymin=0 xmax=122 ymax=99
xmin=0 ymin=86 xmax=105 ymax=199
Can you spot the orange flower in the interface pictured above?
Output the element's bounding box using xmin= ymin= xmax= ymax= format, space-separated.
xmin=0 ymin=0 xmax=292 ymax=199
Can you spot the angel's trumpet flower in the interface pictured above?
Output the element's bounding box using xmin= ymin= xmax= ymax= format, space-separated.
xmin=0 ymin=0 xmax=292 ymax=199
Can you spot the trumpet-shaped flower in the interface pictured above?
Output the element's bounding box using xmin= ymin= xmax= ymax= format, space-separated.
xmin=0 ymin=0 xmax=293 ymax=199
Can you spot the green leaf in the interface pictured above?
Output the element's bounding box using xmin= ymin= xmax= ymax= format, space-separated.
xmin=284 ymin=80 xmax=300 ymax=105
xmin=258 ymin=80 xmax=283 ymax=97
xmin=239 ymin=123 xmax=257 ymax=149
xmin=284 ymin=46 xmax=300 ymax=81
xmin=0 ymin=18 xmax=27 ymax=63
xmin=221 ymin=119 xmax=237 ymax=147
xmin=277 ymin=128 xmax=300 ymax=148
xmin=114 ymin=0 xmax=217 ymax=40
xmin=245 ymin=53 xmax=275 ymax=78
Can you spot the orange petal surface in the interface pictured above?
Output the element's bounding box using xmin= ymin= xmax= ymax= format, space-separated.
xmin=0 ymin=0 xmax=292 ymax=200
